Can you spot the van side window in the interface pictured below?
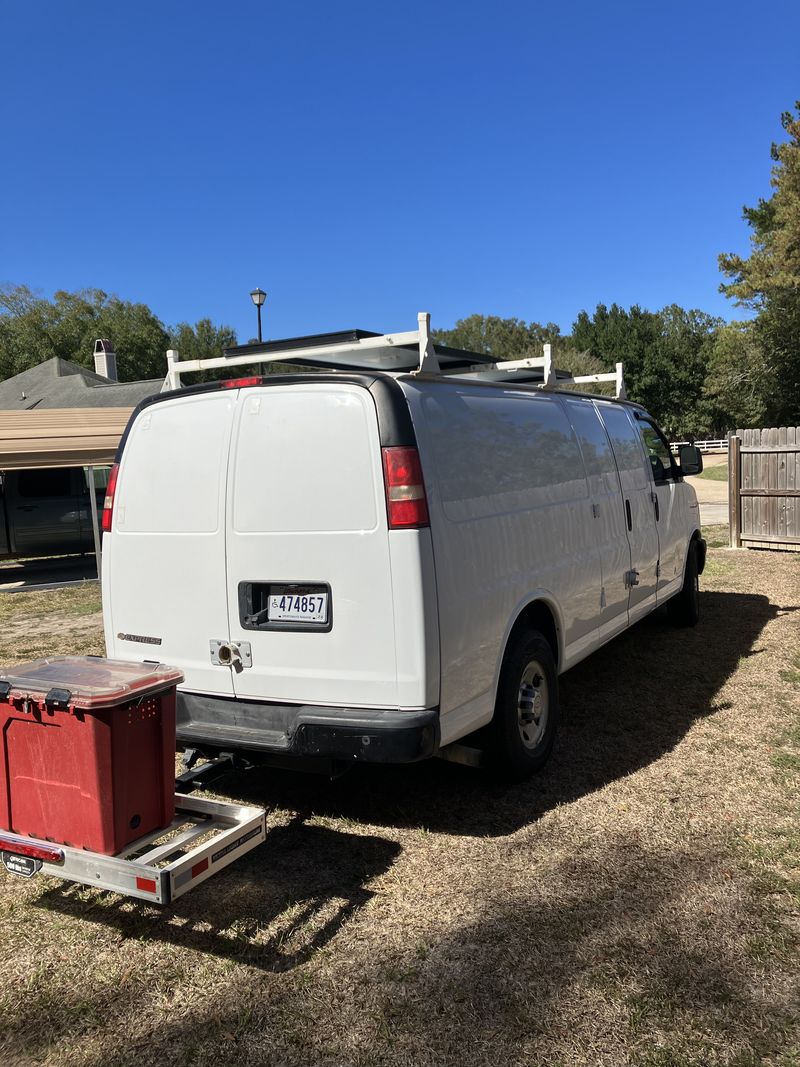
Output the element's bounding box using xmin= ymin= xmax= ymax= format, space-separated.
xmin=83 ymin=466 xmax=111 ymax=492
xmin=16 ymin=469 xmax=74 ymax=498
xmin=637 ymin=420 xmax=674 ymax=483
xmin=563 ymin=399 xmax=618 ymax=497
xmin=595 ymin=404 xmax=648 ymax=494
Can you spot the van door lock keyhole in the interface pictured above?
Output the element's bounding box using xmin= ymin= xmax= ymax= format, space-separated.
xmin=209 ymin=640 xmax=253 ymax=669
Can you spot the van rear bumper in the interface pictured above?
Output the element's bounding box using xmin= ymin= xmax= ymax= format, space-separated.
xmin=176 ymin=691 xmax=439 ymax=764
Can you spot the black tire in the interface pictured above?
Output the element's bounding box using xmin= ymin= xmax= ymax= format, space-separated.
xmin=668 ymin=540 xmax=700 ymax=627
xmin=489 ymin=629 xmax=559 ymax=780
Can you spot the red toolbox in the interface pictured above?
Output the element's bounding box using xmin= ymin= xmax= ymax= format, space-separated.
xmin=0 ymin=657 xmax=183 ymax=855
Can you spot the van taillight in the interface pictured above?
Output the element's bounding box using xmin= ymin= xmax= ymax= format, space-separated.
xmin=101 ymin=463 xmax=119 ymax=532
xmin=221 ymin=376 xmax=262 ymax=389
xmin=382 ymin=447 xmax=429 ymax=529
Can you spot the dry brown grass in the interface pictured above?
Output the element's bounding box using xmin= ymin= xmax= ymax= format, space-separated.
xmin=0 ymin=542 xmax=798 ymax=1067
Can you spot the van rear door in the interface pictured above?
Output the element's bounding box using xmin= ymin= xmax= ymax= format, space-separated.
xmin=225 ymin=382 xmax=399 ymax=709
xmin=103 ymin=391 xmax=237 ymax=696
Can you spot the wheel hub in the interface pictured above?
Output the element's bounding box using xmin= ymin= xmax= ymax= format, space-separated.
xmin=516 ymin=663 xmax=548 ymax=749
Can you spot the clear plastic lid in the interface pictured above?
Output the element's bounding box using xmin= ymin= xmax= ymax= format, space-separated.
xmin=0 ymin=656 xmax=184 ymax=709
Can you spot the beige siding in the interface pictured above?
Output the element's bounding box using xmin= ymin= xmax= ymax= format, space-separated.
xmin=0 ymin=408 xmax=132 ymax=469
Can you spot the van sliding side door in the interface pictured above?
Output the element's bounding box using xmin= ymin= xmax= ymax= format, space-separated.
xmin=594 ymin=402 xmax=660 ymax=624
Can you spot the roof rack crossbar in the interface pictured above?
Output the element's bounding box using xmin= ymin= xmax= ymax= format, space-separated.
xmin=161 ymin=315 xmax=626 ymax=400
xmin=163 ymin=327 xmax=425 ymax=391
xmin=443 ymin=346 xmax=626 ymax=398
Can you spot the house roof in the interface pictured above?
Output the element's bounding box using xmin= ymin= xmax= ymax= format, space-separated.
xmin=0 ymin=357 xmax=161 ymax=411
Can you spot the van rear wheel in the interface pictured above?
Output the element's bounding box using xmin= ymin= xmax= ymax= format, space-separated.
xmin=490 ymin=630 xmax=559 ymax=779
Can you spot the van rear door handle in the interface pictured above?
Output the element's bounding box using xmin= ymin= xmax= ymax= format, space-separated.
xmin=625 ymin=499 xmax=632 ymax=531
xmin=17 ymin=505 xmax=36 ymax=512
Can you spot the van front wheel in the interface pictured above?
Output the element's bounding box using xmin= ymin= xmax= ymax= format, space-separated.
xmin=668 ymin=540 xmax=700 ymax=627
xmin=490 ymin=630 xmax=559 ymax=779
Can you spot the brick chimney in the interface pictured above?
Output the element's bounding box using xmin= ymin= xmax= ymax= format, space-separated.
xmin=93 ymin=338 xmax=118 ymax=381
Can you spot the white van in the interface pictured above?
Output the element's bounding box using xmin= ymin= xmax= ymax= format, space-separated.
xmin=101 ymin=317 xmax=706 ymax=777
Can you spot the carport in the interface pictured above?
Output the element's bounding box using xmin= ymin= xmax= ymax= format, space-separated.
xmin=0 ymin=408 xmax=131 ymax=584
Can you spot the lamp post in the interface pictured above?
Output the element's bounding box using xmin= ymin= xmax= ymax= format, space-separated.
xmin=249 ymin=288 xmax=267 ymax=342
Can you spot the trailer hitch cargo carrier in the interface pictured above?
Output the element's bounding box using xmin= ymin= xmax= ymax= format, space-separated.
xmin=0 ymin=656 xmax=267 ymax=904
xmin=0 ymin=794 xmax=266 ymax=904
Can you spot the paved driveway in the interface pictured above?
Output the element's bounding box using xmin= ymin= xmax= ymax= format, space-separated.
xmin=684 ymin=454 xmax=729 ymax=527
xmin=0 ymin=555 xmax=99 ymax=593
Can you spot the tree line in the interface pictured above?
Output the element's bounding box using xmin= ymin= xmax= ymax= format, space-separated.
xmin=0 ymin=285 xmax=237 ymax=386
xmin=2 ymin=102 xmax=798 ymax=438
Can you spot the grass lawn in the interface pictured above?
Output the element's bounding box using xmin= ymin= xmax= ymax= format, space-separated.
xmin=699 ymin=462 xmax=729 ymax=482
xmin=0 ymin=545 xmax=798 ymax=1067
xmin=703 ymin=523 xmax=729 ymax=549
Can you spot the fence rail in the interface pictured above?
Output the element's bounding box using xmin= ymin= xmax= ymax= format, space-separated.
xmin=670 ymin=438 xmax=728 ymax=454
xmin=729 ymin=426 xmax=800 ymax=551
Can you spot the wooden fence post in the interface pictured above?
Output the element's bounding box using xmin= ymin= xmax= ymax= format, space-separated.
xmin=728 ymin=433 xmax=742 ymax=548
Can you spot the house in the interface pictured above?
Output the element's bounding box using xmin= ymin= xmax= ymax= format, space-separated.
xmin=0 ymin=342 xmax=163 ymax=566
xmin=0 ymin=341 xmax=161 ymax=411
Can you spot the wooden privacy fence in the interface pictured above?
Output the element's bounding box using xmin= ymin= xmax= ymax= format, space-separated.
xmin=728 ymin=426 xmax=800 ymax=551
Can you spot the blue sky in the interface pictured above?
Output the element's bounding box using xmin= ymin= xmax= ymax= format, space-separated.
xmin=2 ymin=1 xmax=799 ymax=343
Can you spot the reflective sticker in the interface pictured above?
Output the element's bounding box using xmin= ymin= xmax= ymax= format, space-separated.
xmin=191 ymin=858 xmax=209 ymax=878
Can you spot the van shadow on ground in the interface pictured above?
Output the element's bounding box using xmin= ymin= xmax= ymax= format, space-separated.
xmin=221 ymin=589 xmax=783 ymax=837
xmin=34 ymin=819 xmax=400 ymax=974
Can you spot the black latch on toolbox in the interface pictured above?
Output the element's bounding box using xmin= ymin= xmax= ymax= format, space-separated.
xmin=0 ymin=681 xmax=11 ymax=701
xmin=44 ymin=688 xmax=72 ymax=711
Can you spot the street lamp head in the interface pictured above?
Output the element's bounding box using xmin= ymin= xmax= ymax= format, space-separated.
xmin=250 ymin=288 xmax=267 ymax=307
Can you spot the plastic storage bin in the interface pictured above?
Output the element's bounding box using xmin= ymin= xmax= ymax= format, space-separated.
xmin=0 ymin=656 xmax=183 ymax=855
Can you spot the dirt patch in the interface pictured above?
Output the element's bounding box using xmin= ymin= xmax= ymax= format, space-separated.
xmin=0 ymin=549 xmax=798 ymax=1067
xmin=0 ymin=586 xmax=104 ymax=667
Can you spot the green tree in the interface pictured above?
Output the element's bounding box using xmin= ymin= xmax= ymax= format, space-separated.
xmin=570 ymin=303 xmax=719 ymax=437
xmin=168 ymin=317 xmax=237 ymax=362
xmin=703 ymin=322 xmax=769 ymax=431
xmin=0 ymin=285 xmax=171 ymax=381
xmin=167 ymin=318 xmax=239 ymax=381
xmin=718 ymin=102 xmax=800 ymax=424
xmin=433 ymin=314 xmax=563 ymax=359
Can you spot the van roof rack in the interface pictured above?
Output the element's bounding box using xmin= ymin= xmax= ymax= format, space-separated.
xmin=163 ymin=312 xmax=626 ymax=400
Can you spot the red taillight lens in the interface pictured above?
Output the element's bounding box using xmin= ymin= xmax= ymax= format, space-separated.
xmin=382 ymin=447 xmax=429 ymax=529
xmin=0 ymin=834 xmax=64 ymax=864
xmin=221 ymin=376 xmax=262 ymax=389
xmin=101 ymin=462 xmax=119 ymax=533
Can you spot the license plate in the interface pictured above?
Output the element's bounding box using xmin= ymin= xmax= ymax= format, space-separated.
xmin=268 ymin=592 xmax=328 ymax=624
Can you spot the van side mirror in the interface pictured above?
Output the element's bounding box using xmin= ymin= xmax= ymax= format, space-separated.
xmin=678 ymin=444 xmax=703 ymax=476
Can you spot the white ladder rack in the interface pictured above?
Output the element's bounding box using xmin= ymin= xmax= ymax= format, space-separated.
xmin=162 ymin=311 xmax=626 ymax=399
